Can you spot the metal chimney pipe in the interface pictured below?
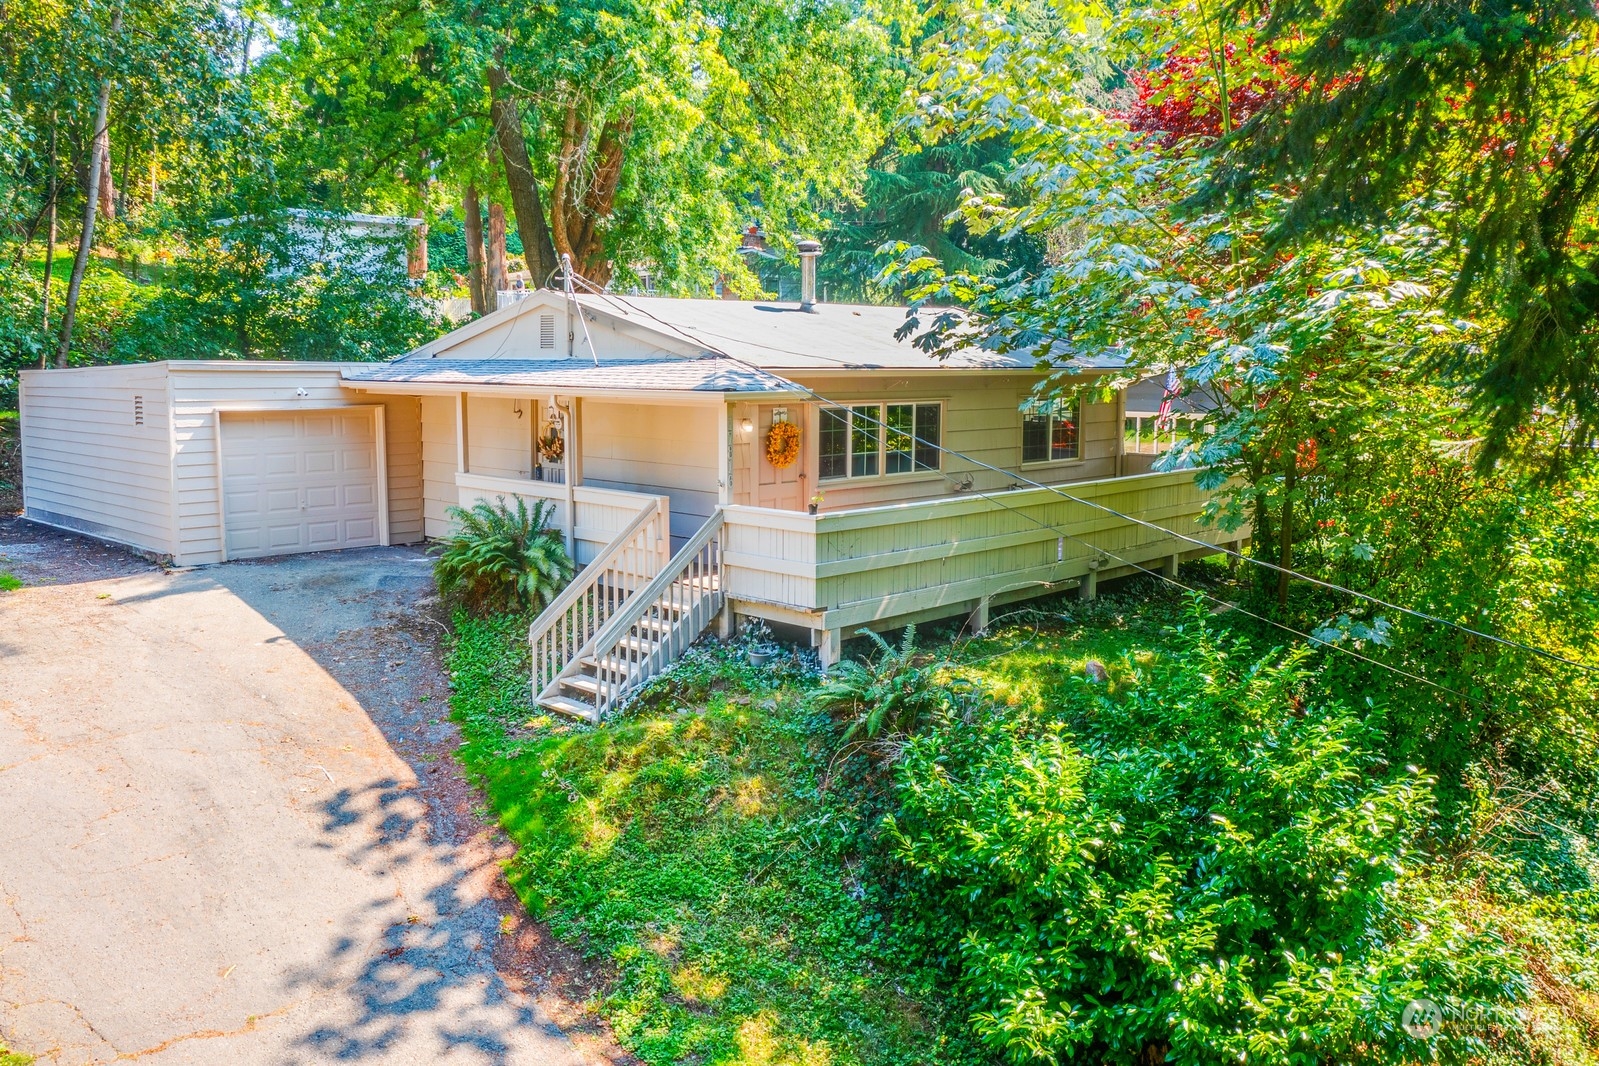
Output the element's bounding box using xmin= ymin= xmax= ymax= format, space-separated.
xmin=797 ymin=239 xmax=822 ymax=312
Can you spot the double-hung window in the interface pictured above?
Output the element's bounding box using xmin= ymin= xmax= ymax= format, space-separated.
xmin=819 ymin=402 xmax=941 ymax=480
xmin=1022 ymin=399 xmax=1081 ymax=463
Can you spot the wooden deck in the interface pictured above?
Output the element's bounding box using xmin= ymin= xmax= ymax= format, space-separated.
xmin=721 ymin=469 xmax=1241 ymax=653
xmin=462 ymin=466 xmax=1242 ymax=669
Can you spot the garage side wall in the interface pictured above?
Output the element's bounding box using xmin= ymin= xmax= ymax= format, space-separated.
xmin=19 ymin=364 xmax=176 ymax=557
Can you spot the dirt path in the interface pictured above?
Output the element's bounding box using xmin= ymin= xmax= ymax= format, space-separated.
xmin=0 ymin=535 xmax=622 ymax=1065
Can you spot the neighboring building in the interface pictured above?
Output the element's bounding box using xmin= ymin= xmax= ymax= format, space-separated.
xmin=214 ymin=209 xmax=427 ymax=281
xmin=19 ymin=258 xmax=1241 ymax=721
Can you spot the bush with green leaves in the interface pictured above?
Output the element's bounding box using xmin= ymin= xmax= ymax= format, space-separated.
xmin=807 ymin=625 xmax=967 ymax=759
xmin=432 ymin=496 xmax=573 ymax=616
xmin=887 ymin=606 xmax=1530 ymax=1065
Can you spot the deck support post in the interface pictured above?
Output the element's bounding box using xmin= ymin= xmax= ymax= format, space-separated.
xmin=968 ymin=594 xmax=990 ymax=637
xmin=1080 ymin=567 xmax=1098 ymax=602
xmin=716 ymin=601 xmax=735 ymax=641
xmin=1163 ymin=553 xmax=1179 ymax=579
xmin=815 ymin=628 xmax=842 ymax=669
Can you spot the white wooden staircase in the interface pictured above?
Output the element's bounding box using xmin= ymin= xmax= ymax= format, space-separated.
xmin=530 ymin=505 xmax=725 ymax=722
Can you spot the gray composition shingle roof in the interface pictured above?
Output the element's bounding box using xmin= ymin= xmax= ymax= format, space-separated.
xmin=575 ymin=295 xmax=1126 ymax=373
xmin=342 ymin=356 xmax=799 ymax=394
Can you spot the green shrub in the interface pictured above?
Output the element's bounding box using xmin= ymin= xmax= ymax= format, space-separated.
xmin=808 ymin=625 xmax=965 ymax=759
xmin=445 ymin=612 xmax=979 ymax=1066
xmin=432 ymin=496 xmax=573 ymax=616
xmin=888 ymin=605 xmax=1529 ymax=1065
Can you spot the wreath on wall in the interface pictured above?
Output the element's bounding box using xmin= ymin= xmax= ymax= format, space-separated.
xmin=765 ymin=420 xmax=801 ymax=469
xmin=538 ymin=427 xmax=565 ymax=464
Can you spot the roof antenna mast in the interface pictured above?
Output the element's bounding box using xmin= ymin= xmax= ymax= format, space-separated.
xmin=561 ymin=253 xmax=601 ymax=367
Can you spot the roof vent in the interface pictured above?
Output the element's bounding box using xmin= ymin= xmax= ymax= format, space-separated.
xmin=797 ymin=239 xmax=822 ymax=313
xmin=539 ymin=313 xmax=556 ymax=350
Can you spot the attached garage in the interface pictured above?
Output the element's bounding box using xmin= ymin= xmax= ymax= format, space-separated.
xmin=19 ymin=362 xmax=423 ymax=566
xmin=220 ymin=409 xmax=386 ymax=559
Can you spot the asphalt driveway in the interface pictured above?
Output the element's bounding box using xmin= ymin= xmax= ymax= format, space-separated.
xmin=0 ymin=535 xmax=595 ymax=1065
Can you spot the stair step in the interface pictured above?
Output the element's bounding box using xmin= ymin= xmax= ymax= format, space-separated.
xmin=605 ymin=634 xmax=661 ymax=656
xmin=540 ymin=693 xmax=598 ymax=721
xmin=582 ymin=654 xmax=641 ymax=675
xmin=562 ymin=674 xmax=602 ymax=696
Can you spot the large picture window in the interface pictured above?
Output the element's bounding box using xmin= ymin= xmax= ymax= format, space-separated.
xmin=819 ymin=402 xmax=942 ymax=480
xmin=1022 ymin=400 xmax=1081 ymax=463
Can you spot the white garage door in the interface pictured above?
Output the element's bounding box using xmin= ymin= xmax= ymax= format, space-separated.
xmin=221 ymin=409 xmax=383 ymax=559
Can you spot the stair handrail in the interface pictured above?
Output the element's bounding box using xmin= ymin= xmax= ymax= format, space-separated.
xmin=528 ymin=496 xmax=669 ymax=694
xmin=545 ymin=508 xmax=726 ymax=717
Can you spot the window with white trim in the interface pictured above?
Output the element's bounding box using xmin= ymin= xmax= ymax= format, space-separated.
xmin=1022 ymin=399 xmax=1080 ymax=463
xmin=819 ymin=402 xmax=942 ymax=480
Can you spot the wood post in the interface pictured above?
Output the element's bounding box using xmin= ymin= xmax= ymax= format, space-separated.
xmin=815 ymin=628 xmax=842 ymax=669
xmin=1163 ymin=553 xmax=1179 ymax=579
xmin=1080 ymin=568 xmax=1097 ymax=601
xmin=968 ymin=594 xmax=990 ymax=636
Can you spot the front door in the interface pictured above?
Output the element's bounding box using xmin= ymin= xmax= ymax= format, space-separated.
xmin=754 ymin=405 xmax=807 ymax=512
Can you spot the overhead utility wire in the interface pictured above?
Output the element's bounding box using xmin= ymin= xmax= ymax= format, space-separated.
xmin=562 ymin=277 xmax=1598 ymax=676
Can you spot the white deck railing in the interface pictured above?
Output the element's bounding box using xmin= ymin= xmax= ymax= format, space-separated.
xmin=455 ymin=472 xmax=663 ymax=564
xmin=539 ymin=510 xmax=725 ymax=720
xmin=527 ymin=496 xmax=671 ymax=697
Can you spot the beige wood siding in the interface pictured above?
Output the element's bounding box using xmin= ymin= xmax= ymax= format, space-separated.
xmin=752 ymin=372 xmax=1120 ymax=512
xmin=383 ymin=395 xmax=424 ymax=544
xmin=420 ymin=394 xmax=457 ymax=538
xmin=580 ymin=399 xmax=719 ymax=544
xmin=19 ymin=363 xmax=175 ymax=556
xmin=464 ymin=395 xmax=535 ymax=479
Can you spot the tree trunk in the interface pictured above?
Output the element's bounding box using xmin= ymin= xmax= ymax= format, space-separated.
xmin=564 ymin=112 xmax=631 ymax=285
xmin=95 ymin=117 xmax=115 ymax=220
xmin=550 ymin=102 xmax=583 ymax=263
xmin=487 ymin=202 xmax=509 ymax=295
xmin=40 ymin=119 xmax=58 ymax=368
xmin=58 ymin=8 xmax=120 ymax=368
xmin=462 ymin=184 xmax=489 ymax=315
xmin=1276 ymin=461 xmax=1297 ymax=610
xmin=487 ymin=65 xmax=558 ymax=287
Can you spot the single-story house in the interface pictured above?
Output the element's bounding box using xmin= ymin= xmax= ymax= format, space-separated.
xmin=19 ymin=262 xmax=1241 ymax=720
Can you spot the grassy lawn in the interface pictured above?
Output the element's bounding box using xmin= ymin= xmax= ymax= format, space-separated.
xmin=449 ymin=614 xmax=975 ymax=1065
xmin=446 ymin=581 xmax=1202 ymax=1065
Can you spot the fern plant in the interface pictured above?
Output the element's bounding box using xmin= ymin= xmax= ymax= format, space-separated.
xmin=432 ymin=495 xmax=574 ymax=616
xmin=807 ymin=625 xmax=960 ymax=758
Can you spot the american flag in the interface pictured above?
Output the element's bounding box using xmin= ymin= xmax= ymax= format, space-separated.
xmin=1156 ymin=367 xmax=1178 ymax=431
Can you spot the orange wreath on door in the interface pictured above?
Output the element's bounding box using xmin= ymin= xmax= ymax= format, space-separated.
xmin=765 ymin=420 xmax=801 ymax=469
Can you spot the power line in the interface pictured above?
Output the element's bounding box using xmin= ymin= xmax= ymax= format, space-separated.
xmin=564 ymin=278 xmax=1598 ymax=676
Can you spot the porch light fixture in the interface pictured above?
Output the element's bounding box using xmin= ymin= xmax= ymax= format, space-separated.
xmin=740 ymin=417 xmax=754 ymax=434
xmin=547 ymin=400 xmax=560 ymax=426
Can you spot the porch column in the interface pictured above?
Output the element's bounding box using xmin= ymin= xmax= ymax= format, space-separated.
xmin=559 ymin=395 xmax=579 ymax=559
xmin=456 ymin=392 xmax=470 ymax=474
xmin=718 ymin=401 xmax=733 ymax=506
xmin=1114 ymin=386 xmax=1126 ymax=478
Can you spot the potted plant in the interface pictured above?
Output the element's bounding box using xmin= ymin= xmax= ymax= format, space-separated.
xmin=808 ymin=491 xmax=824 ymax=515
xmin=741 ymin=619 xmax=781 ymax=666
